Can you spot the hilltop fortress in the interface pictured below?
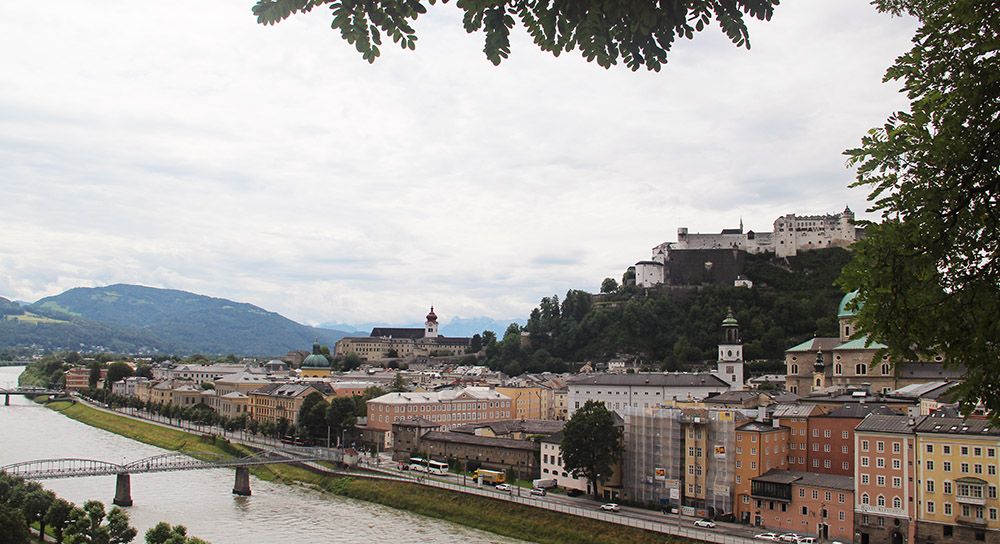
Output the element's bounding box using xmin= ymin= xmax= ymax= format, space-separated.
xmin=634 ymin=206 xmax=862 ymax=288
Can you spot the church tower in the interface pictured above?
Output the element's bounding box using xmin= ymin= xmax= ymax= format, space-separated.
xmin=424 ymin=306 xmax=439 ymax=338
xmin=717 ymin=308 xmax=745 ymax=390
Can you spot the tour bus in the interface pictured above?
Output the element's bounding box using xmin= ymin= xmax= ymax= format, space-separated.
xmin=408 ymin=457 xmax=449 ymax=475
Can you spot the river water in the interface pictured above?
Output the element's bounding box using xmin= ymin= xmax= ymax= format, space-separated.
xmin=0 ymin=366 xmax=523 ymax=544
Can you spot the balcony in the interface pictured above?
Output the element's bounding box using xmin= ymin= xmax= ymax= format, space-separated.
xmin=956 ymin=515 xmax=988 ymax=527
xmin=956 ymin=495 xmax=987 ymax=506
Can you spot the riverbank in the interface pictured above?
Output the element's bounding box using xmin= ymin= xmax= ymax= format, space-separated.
xmin=45 ymin=401 xmax=683 ymax=544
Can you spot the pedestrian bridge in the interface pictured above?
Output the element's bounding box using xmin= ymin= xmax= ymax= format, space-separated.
xmin=0 ymin=387 xmax=66 ymax=405
xmin=0 ymin=449 xmax=338 ymax=506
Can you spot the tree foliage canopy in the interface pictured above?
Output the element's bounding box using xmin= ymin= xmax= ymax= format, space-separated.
xmin=252 ymin=0 xmax=779 ymax=71
xmin=840 ymin=0 xmax=999 ymax=414
xmin=561 ymin=400 xmax=622 ymax=498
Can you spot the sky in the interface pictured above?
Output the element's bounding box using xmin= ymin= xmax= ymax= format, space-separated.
xmin=0 ymin=1 xmax=918 ymax=328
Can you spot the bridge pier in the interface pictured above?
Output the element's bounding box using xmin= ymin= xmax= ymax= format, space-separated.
xmin=4 ymin=394 xmax=8 ymax=406
xmin=233 ymin=466 xmax=251 ymax=496
xmin=113 ymin=473 xmax=133 ymax=507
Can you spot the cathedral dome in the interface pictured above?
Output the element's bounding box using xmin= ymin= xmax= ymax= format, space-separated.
xmin=837 ymin=291 xmax=862 ymax=319
xmin=301 ymin=342 xmax=330 ymax=368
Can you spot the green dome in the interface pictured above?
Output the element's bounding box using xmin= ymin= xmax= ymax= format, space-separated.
xmin=722 ymin=308 xmax=738 ymax=327
xmin=838 ymin=291 xmax=862 ymax=318
xmin=302 ymin=353 xmax=330 ymax=368
xmin=301 ymin=342 xmax=330 ymax=368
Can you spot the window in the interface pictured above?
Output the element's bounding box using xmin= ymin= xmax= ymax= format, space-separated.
xmin=945 ymin=503 xmax=953 ymax=515
xmin=839 ymin=493 xmax=846 ymax=503
xmin=801 ymin=506 xmax=808 ymax=515
xmin=877 ymin=441 xmax=885 ymax=452
xmin=944 ymin=526 xmax=953 ymax=537
xmin=944 ymin=445 xmax=951 ymax=454
xmin=927 ymin=460 xmax=935 ymax=470
xmin=825 ymin=491 xmax=832 ymax=501
xmin=843 ymin=462 xmax=850 ymax=471
xmin=927 ymin=480 xmax=935 ymax=493
xmin=877 ymin=495 xmax=886 ymax=507
xmin=962 ymin=463 xmax=970 ymax=473
xmin=856 ymin=364 xmax=867 ymax=375
xmin=991 ymin=508 xmax=998 ymax=521
xmin=861 ymin=457 xmax=870 ymax=467
xmin=842 ymin=446 xmax=849 ymax=454
xmin=813 ymin=490 xmax=819 ymax=500
xmin=944 ymin=481 xmax=953 ymax=494
xmin=927 ymin=501 xmax=935 ymax=514
xmin=944 ymin=461 xmax=952 ymax=472
xmin=862 ymin=493 xmax=870 ymax=505
xmin=877 ymin=475 xmax=886 ymax=487
xmin=736 ymin=461 xmax=742 ymax=468
xmin=824 ymin=430 xmax=832 ymax=438
xmin=877 ymin=458 xmax=885 ymax=468
xmin=975 ymin=447 xmax=983 ymax=456
xmin=990 ymin=466 xmax=997 ymax=476
xmin=893 ymin=497 xmax=902 ymax=509
xmin=813 ymin=429 xmax=819 ymax=438
xmin=743 ymin=496 xmax=750 ymax=504
xmin=893 ymin=459 xmax=901 ymax=469
xmin=862 ymin=474 xmax=870 ymax=484
xmin=962 ymin=446 xmax=970 ymax=455
xmin=800 ymin=488 xmax=806 ymax=498
xmin=862 ymin=440 xmax=870 ymax=452
xmin=813 ymin=459 xmax=820 ymax=468
xmin=893 ymin=477 xmax=902 ymax=488
xmin=842 ymin=431 xmax=849 ymax=439
xmin=927 ymin=444 xmax=934 ymax=453
xmin=989 ymin=448 xmax=996 ymax=458
xmin=824 ymin=444 xmax=831 ymax=452
xmin=893 ymin=442 xmax=901 ymax=453
xmin=975 ymin=464 xmax=983 ymax=474
xmin=839 ymin=511 xmax=846 ymax=521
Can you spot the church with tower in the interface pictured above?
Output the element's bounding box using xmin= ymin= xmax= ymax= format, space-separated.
xmin=333 ymin=307 xmax=472 ymax=361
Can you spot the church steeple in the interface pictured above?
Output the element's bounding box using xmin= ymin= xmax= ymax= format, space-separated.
xmin=424 ymin=306 xmax=439 ymax=338
xmin=717 ymin=308 xmax=745 ymax=390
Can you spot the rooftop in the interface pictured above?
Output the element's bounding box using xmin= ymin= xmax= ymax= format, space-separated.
xmin=915 ymin=415 xmax=1000 ymax=436
xmin=421 ymin=430 xmax=540 ymax=452
xmin=856 ymin=414 xmax=923 ymax=434
xmin=754 ymin=469 xmax=854 ymax=491
xmin=567 ymin=372 xmax=729 ymax=388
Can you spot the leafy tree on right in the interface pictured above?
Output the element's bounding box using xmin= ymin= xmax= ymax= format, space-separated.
xmin=839 ymin=0 xmax=999 ymax=414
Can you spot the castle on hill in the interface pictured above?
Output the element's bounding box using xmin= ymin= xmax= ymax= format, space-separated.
xmin=634 ymin=206 xmax=862 ymax=288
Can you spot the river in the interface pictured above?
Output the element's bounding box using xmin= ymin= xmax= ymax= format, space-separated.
xmin=0 ymin=366 xmax=523 ymax=544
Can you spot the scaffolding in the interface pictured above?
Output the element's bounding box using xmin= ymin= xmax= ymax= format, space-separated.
xmin=704 ymin=409 xmax=737 ymax=517
xmin=621 ymin=406 xmax=683 ymax=507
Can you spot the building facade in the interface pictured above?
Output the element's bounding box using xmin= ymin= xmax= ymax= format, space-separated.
xmin=735 ymin=421 xmax=790 ymax=525
xmin=366 ymin=387 xmax=513 ymax=432
xmin=567 ymin=373 xmax=731 ymax=416
xmin=750 ymin=470 xmax=855 ymax=541
xmin=854 ymin=414 xmax=920 ymax=544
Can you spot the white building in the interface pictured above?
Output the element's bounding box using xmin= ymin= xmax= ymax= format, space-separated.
xmin=566 ymin=373 xmax=730 ymax=416
xmin=540 ymin=431 xmax=588 ymax=493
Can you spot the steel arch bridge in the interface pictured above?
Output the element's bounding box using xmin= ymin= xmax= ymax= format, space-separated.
xmin=0 ymin=450 xmax=330 ymax=480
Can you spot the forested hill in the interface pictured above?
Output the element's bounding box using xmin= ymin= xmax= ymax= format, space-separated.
xmin=1 ymin=284 xmax=350 ymax=356
xmin=480 ymin=248 xmax=853 ymax=375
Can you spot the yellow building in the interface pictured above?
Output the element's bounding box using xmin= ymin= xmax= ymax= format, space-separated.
xmin=495 ymin=386 xmax=554 ymax=420
xmin=915 ymin=416 xmax=1000 ymax=544
xmin=248 ymin=383 xmax=325 ymax=426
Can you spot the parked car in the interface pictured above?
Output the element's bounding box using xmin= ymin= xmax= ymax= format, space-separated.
xmin=567 ymin=489 xmax=584 ymax=497
xmin=600 ymin=503 xmax=620 ymax=512
xmin=694 ymin=519 xmax=716 ymax=528
xmin=494 ymin=484 xmax=512 ymax=492
xmin=530 ymin=488 xmax=547 ymax=496
xmin=779 ymin=534 xmax=802 ymax=542
xmin=797 ymin=538 xmax=817 ymax=544
xmin=754 ymin=533 xmax=780 ymax=541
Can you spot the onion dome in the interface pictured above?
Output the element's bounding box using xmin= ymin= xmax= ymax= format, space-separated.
xmin=837 ymin=291 xmax=862 ymax=319
xmin=426 ymin=306 xmax=438 ymax=323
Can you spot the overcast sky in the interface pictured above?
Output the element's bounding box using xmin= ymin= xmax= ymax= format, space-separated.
xmin=0 ymin=1 xmax=917 ymax=327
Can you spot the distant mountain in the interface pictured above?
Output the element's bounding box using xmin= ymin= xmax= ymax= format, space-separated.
xmin=318 ymin=316 xmax=525 ymax=338
xmin=0 ymin=284 xmax=351 ymax=356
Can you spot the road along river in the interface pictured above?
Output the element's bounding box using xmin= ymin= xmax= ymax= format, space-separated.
xmin=0 ymin=366 xmax=523 ymax=544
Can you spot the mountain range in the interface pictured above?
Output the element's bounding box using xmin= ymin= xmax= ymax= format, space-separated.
xmin=0 ymin=284 xmax=352 ymax=356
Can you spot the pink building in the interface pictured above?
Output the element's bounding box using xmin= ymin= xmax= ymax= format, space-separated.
xmin=366 ymin=387 xmax=512 ymax=432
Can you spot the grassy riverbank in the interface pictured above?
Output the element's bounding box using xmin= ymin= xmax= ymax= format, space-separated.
xmin=46 ymin=401 xmax=684 ymax=544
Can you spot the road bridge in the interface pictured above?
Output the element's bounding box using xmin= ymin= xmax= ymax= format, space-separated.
xmin=0 ymin=449 xmax=337 ymax=506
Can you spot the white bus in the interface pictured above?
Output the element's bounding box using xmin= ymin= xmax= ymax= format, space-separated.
xmin=408 ymin=457 xmax=449 ymax=475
